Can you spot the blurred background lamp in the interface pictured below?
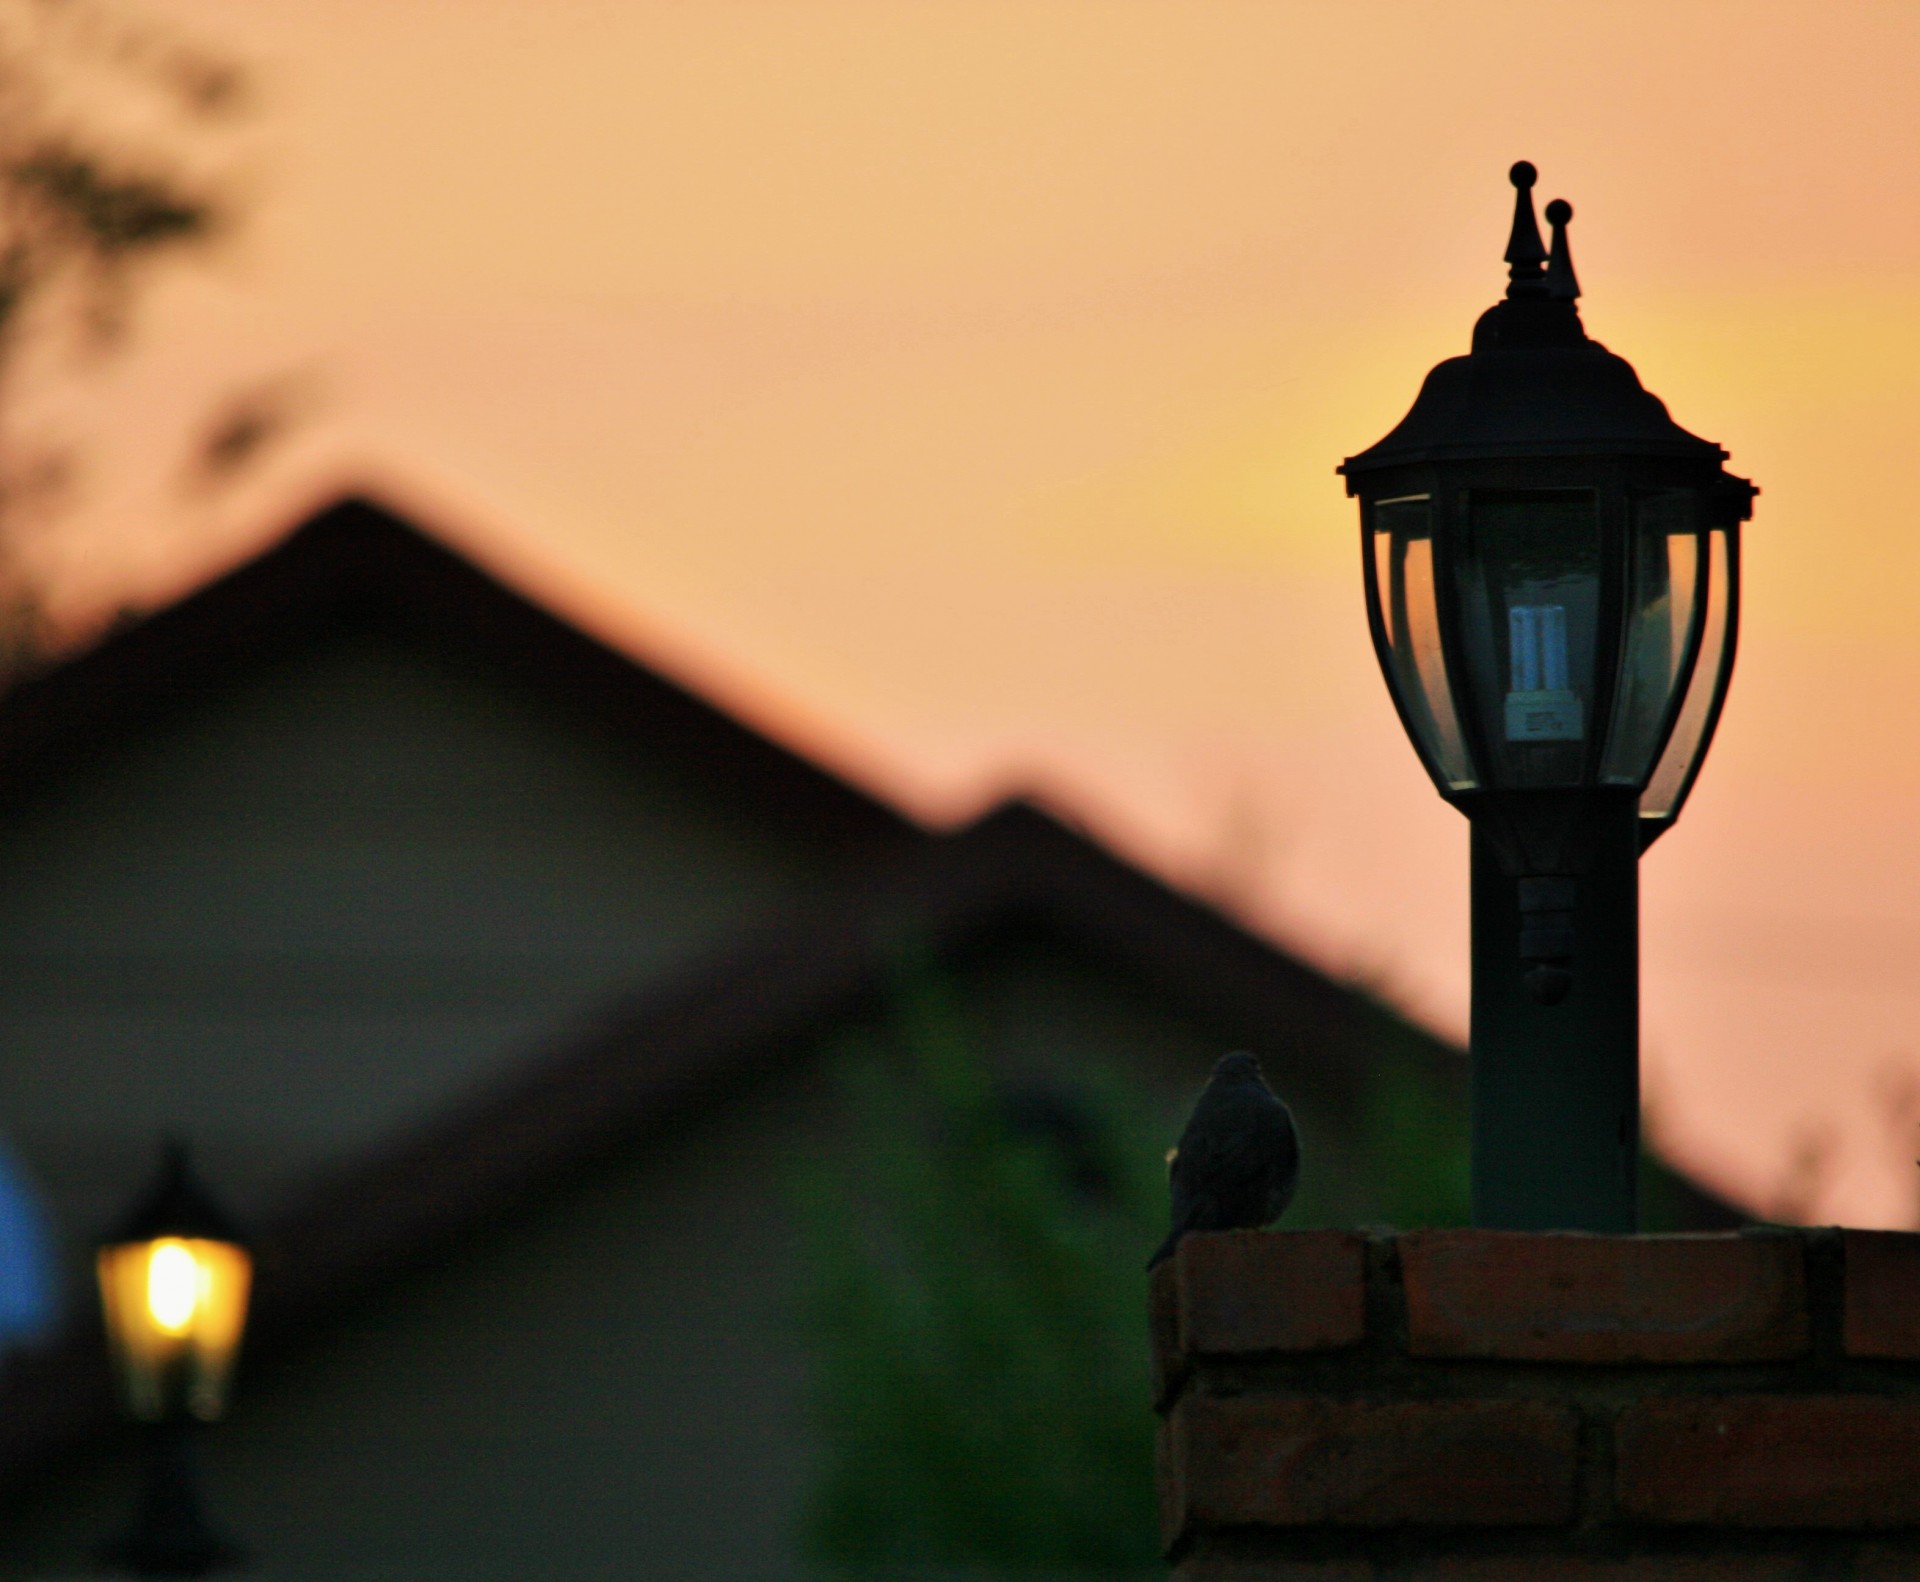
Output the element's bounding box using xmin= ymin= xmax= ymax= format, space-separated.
xmin=96 ymin=1143 xmax=250 ymax=1577
xmin=1338 ymin=162 xmax=1755 ymax=1231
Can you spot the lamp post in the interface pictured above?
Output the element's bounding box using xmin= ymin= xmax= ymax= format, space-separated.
xmin=96 ymin=1143 xmax=252 ymax=1576
xmin=1338 ymin=162 xmax=1754 ymax=1231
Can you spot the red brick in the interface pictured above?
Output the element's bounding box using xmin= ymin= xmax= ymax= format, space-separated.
xmin=1177 ymin=1229 xmax=1368 ymax=1357
xmin=1176 ymin=1554 xmax=1805 ymax=1580
xmin=1166 ymin=1395 xmax=1577 ymax=1535
xmin=1413 ymin=1563 xmax=1803 ymax=1580
xmin=1175 ymin=1558 xmax=1372 ymax=1580
xmin=1856 ymin=1542 xmax=1920 ymax=1579
xmin=1152 ymin=1259 xmax=1187 ymax=1409
xmin=1158 ymin=1416 xmax=1183 ymax=1556
xmin=1402 ymin=1230 xmax=1807 ymax=1363
xmin=1844 ymin=1229 xmax=1920 ymax=1358
xmin=1616 ymin=1395 xmax=1920 ymax=1527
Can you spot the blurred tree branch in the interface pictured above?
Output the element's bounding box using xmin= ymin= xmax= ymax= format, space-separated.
xmin=0 ymin=0 xmax=245 ymax=679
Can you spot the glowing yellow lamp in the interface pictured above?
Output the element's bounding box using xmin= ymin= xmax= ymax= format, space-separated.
xmin=96 ymin=1146 xmax=252 ymax=1424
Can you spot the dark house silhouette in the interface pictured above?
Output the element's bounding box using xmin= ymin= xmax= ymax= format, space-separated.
xmin=0 ymin=497 xmax=1731 ymax=1579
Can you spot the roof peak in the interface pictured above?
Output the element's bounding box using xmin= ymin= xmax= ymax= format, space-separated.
xmin=0 ymin=493 xmax=919 ymax=853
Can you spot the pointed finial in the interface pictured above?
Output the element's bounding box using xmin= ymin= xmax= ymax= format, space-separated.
xmin=1504 ymin=161 xmax=1548 ymax=298
xmin=1545 ymin=198 xmax=1580 ymax=302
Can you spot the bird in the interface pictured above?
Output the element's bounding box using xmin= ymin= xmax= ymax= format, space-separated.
xmin=1147 ymin=1051 xmax=1299 ymax=1271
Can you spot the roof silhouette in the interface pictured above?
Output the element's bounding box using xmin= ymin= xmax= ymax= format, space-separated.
xmin=0 ymin=494 xmax=921 ymax=860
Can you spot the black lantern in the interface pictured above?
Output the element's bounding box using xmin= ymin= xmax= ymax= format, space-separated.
xmin=96 ymin=1143 xmax=251 ymax=1576
xmin=1339 ymin=163 xmax=1754 ymax=1229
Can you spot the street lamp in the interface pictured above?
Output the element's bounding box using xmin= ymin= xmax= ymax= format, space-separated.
xmin=1339 ymin=162 xmax=1754 ymax=1231
xmin=96 ymin=1143 xmax=251 ymax=1576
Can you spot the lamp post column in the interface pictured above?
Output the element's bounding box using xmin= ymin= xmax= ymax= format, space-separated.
xmin=1469 ymin=795 xmax=1640 ymax=1231
xmin=103 ymin=1418 xmax=242 ymax=1578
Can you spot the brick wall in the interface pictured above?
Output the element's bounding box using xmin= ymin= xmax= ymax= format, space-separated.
xmin=1152 ymin=1228 xmax=1920 ymax=1578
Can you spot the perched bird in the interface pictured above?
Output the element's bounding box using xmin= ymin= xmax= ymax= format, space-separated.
xmin=1147 ymin=1051 xmax=1299 ymax=1271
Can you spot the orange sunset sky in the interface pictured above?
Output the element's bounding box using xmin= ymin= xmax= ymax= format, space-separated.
xmin=32 ymin=1 xmax=1920 ymax=1224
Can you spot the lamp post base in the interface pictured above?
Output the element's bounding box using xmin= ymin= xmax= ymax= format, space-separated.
xmin=1469 ymin=799 xmax=1639 ymax=1232
xmin=101 ymin=1420 xmax=244 ymax=1579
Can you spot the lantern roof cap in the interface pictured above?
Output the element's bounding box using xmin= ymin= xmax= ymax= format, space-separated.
xmin=1340 ymin=163 xmax=1741 ymax=483
xmin=105 ymin=1141 xmax=246 ymax=1247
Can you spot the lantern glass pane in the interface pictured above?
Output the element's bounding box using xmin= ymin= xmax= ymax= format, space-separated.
xmin=1458 ymin=490 xmax=1601 ymax=789
xmin=1602 ymin=491 xmax=1704 ymax=787
xmin=97 ymin=1236 xmax=252 ymax=1422
xmin=1642 ymin=525 xmax=1733 ymax=821
xmin=1369 ymin=496 xmax=1477 ymax=790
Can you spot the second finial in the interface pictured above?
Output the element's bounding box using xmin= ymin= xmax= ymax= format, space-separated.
xmin=1545 ymin=198 xmax=1580 ymax=302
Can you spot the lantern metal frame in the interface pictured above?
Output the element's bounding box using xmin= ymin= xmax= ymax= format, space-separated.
xmin=1352 ymin=455 xmax=1748 ymax=871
